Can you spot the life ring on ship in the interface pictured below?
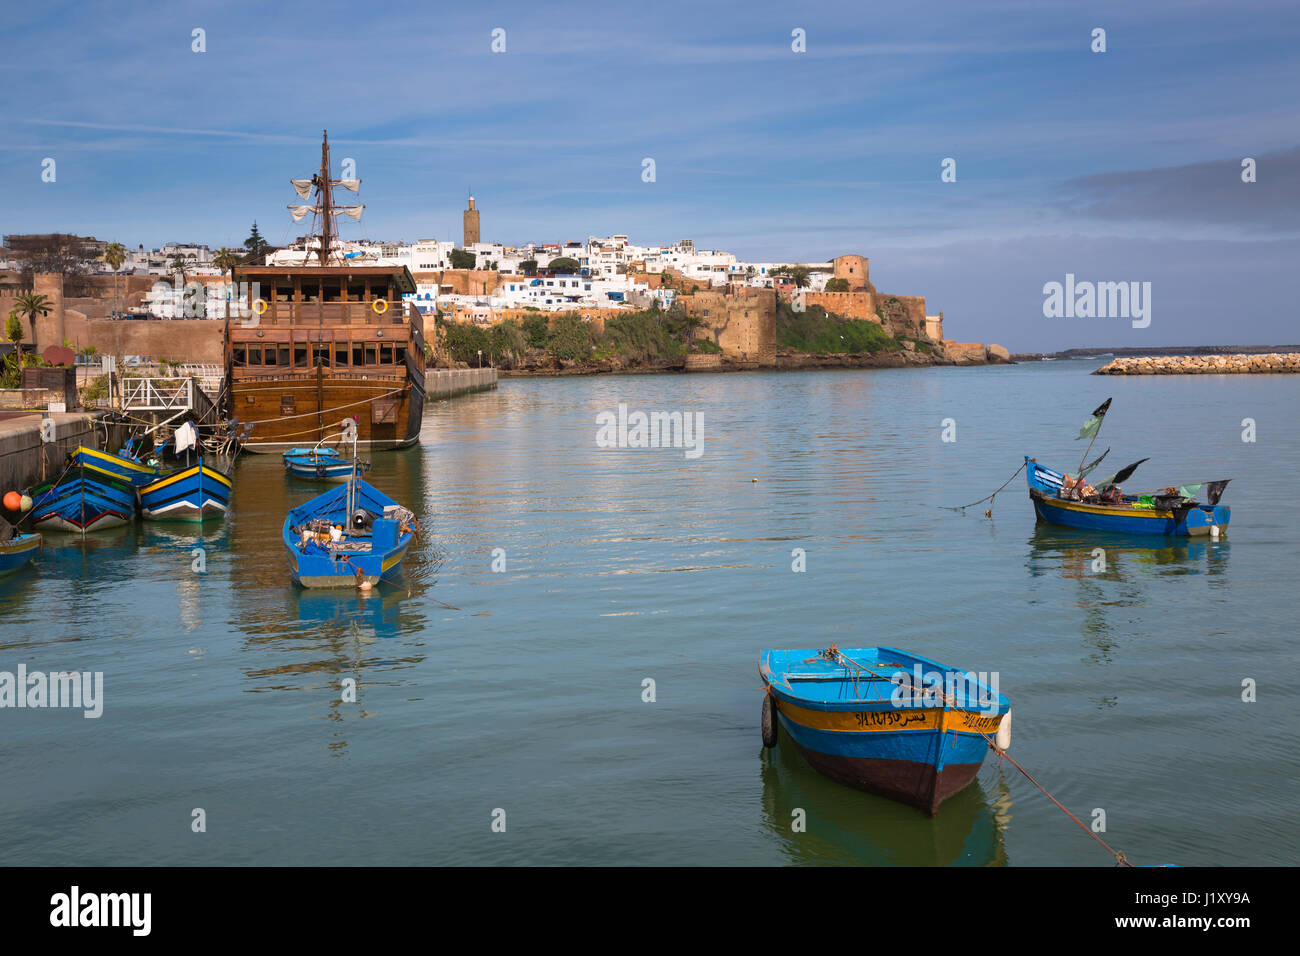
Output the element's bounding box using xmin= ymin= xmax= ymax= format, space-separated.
xmin=371 ymin=298 xmax=389 ymax=314
xmin=761 ymin=689 xmax=778 ymax=748
xmin=252 ymin=298 xmax=269 ymax=315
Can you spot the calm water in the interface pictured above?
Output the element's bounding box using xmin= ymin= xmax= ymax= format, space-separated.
xmin=2 ymin=361 xmax=1296 ymax=866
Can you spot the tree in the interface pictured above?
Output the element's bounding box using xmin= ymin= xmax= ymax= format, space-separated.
xmin=103 ymin=242 xmax=128 ymax=320
xmin=7 ymin=233 xmax=93 ymax=294
xmin=522 ymin=312 xmax=549 ymax=349
xmin=546 ymin=257 xmax=580 ymax=274
xmin=6 ymin=311 xmax=24 ymax=359
xmin=519 ymin=259 xmax=538 ymax=276
xmin=825 ymin=277 xmax=850 ymax=292
xmin=745 ymin=265 xmax=756 ymax=279
xmin=212 ymin=247 xmax=241 ymax=277
xmin=168 ymin=252 xmax=192 ymax=283
xmin=14 ymin=292 xmax=51 ymax=345
xmin=244 ymin=222 xmax=272 ymax=262
xmin=448 ymin=248 xmax=476 ymax=270
xmin=771 ymin=266 xmax=810 ymax=288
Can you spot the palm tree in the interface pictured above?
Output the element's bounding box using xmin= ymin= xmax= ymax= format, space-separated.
xmin=14 ymin=292 xmax=51 ymax=347
xmin=168 ymin=252 xmax=192 ymax=284
xmin=103 ymin=242 xmax=127 ymax=318
xmin=212 ymin=248 xmax=241 ymax=319
xmin=212 ymin=247 xmax=241 ymax=277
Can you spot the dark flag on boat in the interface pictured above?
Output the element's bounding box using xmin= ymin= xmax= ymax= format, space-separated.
xmin=1067 ymin=447 xmax=1110 ymax=480
xmin=1076 ymin=398 xmax=1113 ymax=440
xmin=1099 ymin=458 xmax=1150 ymax=486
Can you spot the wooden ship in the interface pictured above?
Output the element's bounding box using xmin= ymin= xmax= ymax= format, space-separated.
xmin=226 ymin=131 xmax=426 ymax=453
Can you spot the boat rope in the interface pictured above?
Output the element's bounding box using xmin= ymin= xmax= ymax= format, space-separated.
xmin=229 ymin=380 xmax=406 ymax=394
xmin=941 ymin=460 xmax=1028 ymax=514
xmin=981 ymin=735 xmax=1134 ymax=867
xmin=236 ymin=385 xmax=408 ymax=427
xmin=805 ymin=645 xmax=945 ymax=704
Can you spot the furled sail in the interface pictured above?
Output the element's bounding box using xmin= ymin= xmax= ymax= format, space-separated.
xmin=333 ymin=205 xmax=365 ymax=220
xmin=290 ymin=179 xmax=314 ymax=199
xmin=288 ymin=204 xmax=316 ymax=221
xmin=333 ymin=179 xmax=361 ymax=192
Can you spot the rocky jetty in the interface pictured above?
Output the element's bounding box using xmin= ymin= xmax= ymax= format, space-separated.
xmin=1094 ymin=353 xmax=1300 ymax=375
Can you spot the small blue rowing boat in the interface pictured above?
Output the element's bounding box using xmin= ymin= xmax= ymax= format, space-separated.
xmin=0 ymin=526 xmax=41 ymax=577
xmin=283 ymin=444 xmax=371 ymax=481
xmin=282 ymin=463 xmax=419 ymax=588
xmin=1027 ymin=458 xmax=1230 ymax=536
xmin=759 ymin=646 xmax=1010 ymax=816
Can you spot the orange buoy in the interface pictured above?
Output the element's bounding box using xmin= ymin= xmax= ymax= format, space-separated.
xmin=3 ymin=491 xmax=21 ymax=512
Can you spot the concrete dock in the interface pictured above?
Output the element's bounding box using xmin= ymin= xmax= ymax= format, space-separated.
xmin=0 ymin=412 xmax=105 ymax=492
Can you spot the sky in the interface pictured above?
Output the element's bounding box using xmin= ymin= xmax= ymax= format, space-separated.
xmin=1 ymin=0 xmax=1297 ymax=351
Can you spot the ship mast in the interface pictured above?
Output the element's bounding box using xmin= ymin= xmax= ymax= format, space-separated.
xmin=288 ymin=130 xmax=362 ymax=266
xmin=316 ymin=130 xmax=334 ymax=266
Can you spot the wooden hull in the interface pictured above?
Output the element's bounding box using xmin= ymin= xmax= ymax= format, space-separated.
xmin=232 ymin=373 xmax=424 ymax=453
xmin=759 ymin=647 xmax=1009 ymax=817
xmin=140 ymin=459 xmax=233 ymax=522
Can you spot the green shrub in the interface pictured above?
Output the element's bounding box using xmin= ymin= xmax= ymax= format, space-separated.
xmin=547 ymin=314 xmax=594 ymax=361
xmin=776 ymin=301 xmax=901 ymax=354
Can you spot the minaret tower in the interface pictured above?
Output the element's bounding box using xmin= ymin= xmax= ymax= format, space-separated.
xmin=463 ymin=192 xmax=480 ymax=247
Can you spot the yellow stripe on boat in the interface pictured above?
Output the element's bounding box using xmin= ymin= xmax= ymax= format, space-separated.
xmin=144 ymin=465 xmax=233 ymax=493
xmin=77 ymin=446 xmax=157 ymax=475
xmin=776 ymin=698 xmax=1003 ymax=734
xmin=1036 ymin=497 xmax=1174 ymax=519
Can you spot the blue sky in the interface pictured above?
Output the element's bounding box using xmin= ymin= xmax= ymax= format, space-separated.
xmin=2 ymin=0 xmax=1297 ymax=350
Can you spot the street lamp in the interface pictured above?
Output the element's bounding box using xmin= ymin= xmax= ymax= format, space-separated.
xmin=477 ymin=349 xmax=482 ymax=368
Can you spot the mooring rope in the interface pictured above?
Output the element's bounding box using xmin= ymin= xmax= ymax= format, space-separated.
xmin=941 ymin=460 xmax=1028 ymax=514
xmin=982 ymin=735 xmax=1133 ymax=866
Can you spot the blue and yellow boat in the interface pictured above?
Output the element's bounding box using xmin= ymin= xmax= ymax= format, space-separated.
xmin=0 ymin=529 xmax=41 ymax=577
xmin=140 ymin=457 xmax=233 ymax=522
xmin=759 ymin=646 xmax=1010 ymax=816
xmin=282 ymin=465 xmax=418 ymax=588
xmin=1026 ymin=458 xmax=1230 ymax=536
xmin=73 ymin=444 xmax=162 ymax=488
xmin=29 ymin=448 xmax=142 ymax=533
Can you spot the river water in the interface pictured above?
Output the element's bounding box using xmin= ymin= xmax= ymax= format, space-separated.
xmin=1 ymin=359 xmax=1295 ymax=865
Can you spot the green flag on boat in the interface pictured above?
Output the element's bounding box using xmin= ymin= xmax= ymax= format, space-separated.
xmin=1076 ymin=398 xmax=1112 ymax=440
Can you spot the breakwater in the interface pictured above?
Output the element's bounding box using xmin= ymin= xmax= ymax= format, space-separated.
xmin=1094 ymin=353 xmax=1300 ymax=375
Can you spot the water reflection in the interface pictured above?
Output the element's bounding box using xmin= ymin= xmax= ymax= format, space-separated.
xmin=1026 ymin=527 xmax=1231 ymax=667
xmin=759 ymin=735 xmax=1008 ymax=866
xmin=1027 ymin=526 xmax=1230 ymax=581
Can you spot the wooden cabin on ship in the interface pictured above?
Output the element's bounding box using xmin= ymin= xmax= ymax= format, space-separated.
xmin=223 ymin=131 xmax=427 ymax=453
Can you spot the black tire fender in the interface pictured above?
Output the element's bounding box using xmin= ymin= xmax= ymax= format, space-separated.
xmin=761 ymin=689 xmax=779 ymax=748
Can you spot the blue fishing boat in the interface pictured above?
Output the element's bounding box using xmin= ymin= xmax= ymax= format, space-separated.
xmin=140 ymin=458 xmax=233 ymax=521
xmin=29 ymin=453 xmax=138 ymax=533
xmin=139 ymin=423 xmax=234 ymax=522
xmin=73 ymin=443 xmax=162 ymax=488
xmin=1026 ymin=458 xmax=1230 ymax=536
xmin=283 ymin=444 xmax=371 ymax=481
xmin=0 ymin=528 xmax=41 ymax=576
xmin=282 ymin=464 xmax=419 ymax=588
xmin=759 ymin=646 xmax=1010 ymax=816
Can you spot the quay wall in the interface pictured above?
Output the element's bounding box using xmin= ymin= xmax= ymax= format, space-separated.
xmin=0 ymin=412 xmax=113 ymax=492
xmin=425 ymin=367 xmax=498 ymax=399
